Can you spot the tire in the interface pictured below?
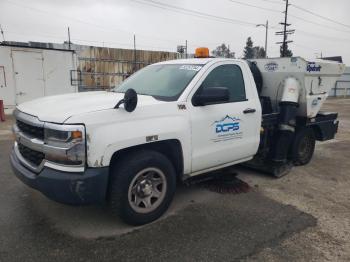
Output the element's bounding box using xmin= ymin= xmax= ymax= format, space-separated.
xmin=291 ymin=128 xmax=316 ymax=166
xmin=109 ymin=150 xmax=176 ymax=225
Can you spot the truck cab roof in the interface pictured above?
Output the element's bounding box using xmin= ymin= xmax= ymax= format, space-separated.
xmin=155 ymin=58 xmax=243 ymax=65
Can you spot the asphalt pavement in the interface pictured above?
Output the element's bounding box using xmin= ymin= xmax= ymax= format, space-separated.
xmin=1 ymin=98 xmax=349 ymax=261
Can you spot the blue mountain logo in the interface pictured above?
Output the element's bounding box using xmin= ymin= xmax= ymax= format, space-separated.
xmin=212 ymin=115 xmax=241 ymax=126
xmin=213 ymin=115 xmax=241 ymax=133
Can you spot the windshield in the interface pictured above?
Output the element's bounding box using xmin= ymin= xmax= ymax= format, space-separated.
xmin=115 ymin=64 xmax=203 ymax=101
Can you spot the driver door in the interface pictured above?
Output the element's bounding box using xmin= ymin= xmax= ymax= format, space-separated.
xmin=189 ymin=62 xmax=261 ymax=173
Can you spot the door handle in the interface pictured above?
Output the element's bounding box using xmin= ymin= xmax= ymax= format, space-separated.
xmin=243 ymin=108 xmax=256 ymax=114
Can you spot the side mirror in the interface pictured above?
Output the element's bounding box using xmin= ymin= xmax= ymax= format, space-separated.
xmin=115 ymin=88 xmax=138 ymax=112
xmin=192 ymin=87 xmax=230 ymax=106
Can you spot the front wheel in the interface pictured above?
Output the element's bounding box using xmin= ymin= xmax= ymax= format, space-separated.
xmin=109 ymin=150 xmax=176 ymax=225
xmin=291 ymin=128 xmax=316 ymax=166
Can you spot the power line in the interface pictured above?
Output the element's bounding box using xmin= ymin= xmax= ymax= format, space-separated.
xmin=3 ymin=29 xmax=226 ymax=53
xmin=2 ymin=0 xmax=129 ymax=34
xmin=2 ymin=0 xmax=188 ymax=45
xmin=228 ymin=0 xmax=281 ymax=13
xmin=297 ymin=29 xmax=350 ymax=43
xmin=5 ymin=30 xmax=178 ymax=50
xmin=227 ymin=0 xmax=350 ymax=54
xmin=131 ymin=0 xmax=258 ymax=27
xmin=289 ymin=14 xmax=350 ymax=34
xmin=4 ymin=25 xmax=231 ymax=51
xmin=257 ymin=0 xmax=284 ymax=4
xmin=228 ymin=0 xmax=295 ymax=54
xmin=228 ymin=0 xmax=350 ymax=34
xmin=258 ymin=0 xmax=350 ymax=32
xmin=3 ymin=28 xmax=176 ymax=50
xmin=3 ymin=0 xmax=262 ymax=50
xmin=291 ymin=4 xmax=350 ymax=29
xmin=4 ymin=0 xmax=350 ymax=55
xmin=5 ymin=30 xmax=134 ymax=47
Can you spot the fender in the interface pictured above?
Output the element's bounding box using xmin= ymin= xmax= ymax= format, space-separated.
xmin=66 ymin=102 xmax=192 ymax=174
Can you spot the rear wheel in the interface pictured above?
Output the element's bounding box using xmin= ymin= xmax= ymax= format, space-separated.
xmin=291 ymin=128 xmax=316 ymax=166
xmin=109 ymin=150 xmax=176 ymax=225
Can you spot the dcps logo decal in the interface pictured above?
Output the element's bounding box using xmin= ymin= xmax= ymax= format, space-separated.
xmin=213 ymin=115 xmax=240 ymax=133
xmin=211 ymin=115 xmax=243 ymax=142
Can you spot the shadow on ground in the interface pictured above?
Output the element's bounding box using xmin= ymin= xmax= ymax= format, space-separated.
xmin=0 ymin=139 xmax=317 ymax=262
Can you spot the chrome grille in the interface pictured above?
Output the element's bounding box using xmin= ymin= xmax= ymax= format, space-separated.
xmin=13 ymin=109 xmax=86 ymax=173
xmin=18 ymin=143 xmax=45 ymax=166
xmin=16 ymin=120 xmax=44 ymax=140
xmin=14 ymin=110 xmax=45 ymax=171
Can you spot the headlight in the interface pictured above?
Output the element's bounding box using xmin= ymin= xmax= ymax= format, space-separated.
xmin=43 ymin=124 xmax=86 ymax=167
xmin=45 ymin=129 xmax=83 ymax=144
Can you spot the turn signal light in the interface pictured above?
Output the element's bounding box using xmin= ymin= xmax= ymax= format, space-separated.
xmin=195 ymin=47 xmax=209 ymax=58
xmin=71 ymin=130 xmax=83 ymax=139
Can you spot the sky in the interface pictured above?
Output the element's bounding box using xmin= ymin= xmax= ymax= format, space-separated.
xmin=0 ymin=0 xmax=349 ymax=64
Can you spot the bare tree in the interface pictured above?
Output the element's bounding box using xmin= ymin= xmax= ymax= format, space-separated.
xmin=212 ymin=43 xmax=235 ymax=58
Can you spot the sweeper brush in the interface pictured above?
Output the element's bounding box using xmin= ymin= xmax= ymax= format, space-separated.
xmin=202 ymin=173 xmax=251 ymax=194
xmin=186 ymin=170 xmax=251 ymax=194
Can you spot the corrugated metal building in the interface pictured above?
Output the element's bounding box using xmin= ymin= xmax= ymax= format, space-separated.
xmin=0 ymin=41 xmax=180 ymax=113
xmin=0 ymin=42 xmax=78 ymax=114
xmin=330 ymin=66 xmax=350 ymax=97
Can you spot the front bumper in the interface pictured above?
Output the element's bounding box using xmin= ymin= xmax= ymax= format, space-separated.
xmin=10 ymin=148 xmax=109 ymax=205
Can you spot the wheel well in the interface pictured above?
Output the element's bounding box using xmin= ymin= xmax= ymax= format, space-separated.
xmin=109 ymin=139 xmax=184 ymax=177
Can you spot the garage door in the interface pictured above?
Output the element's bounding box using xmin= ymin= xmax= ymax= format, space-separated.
xmin=12 ymin=50 xmax=45 ymax=104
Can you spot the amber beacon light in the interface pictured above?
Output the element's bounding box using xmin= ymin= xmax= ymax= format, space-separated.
xmin=195 ymin=47 xmax=210 ymax=58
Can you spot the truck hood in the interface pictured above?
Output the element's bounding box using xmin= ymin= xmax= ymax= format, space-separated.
xmin=17 ymin=91 xmax=163 ymax=123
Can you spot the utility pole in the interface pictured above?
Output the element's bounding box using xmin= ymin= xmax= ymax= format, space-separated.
xmin=276 ymin=0 xmax=294 ymax=57
xmin=264 ymin=20 xmax=268 ymax=57
xmin=133 ymin=34 xmax=137 ymax=72
xmin=177 ymin=42 xmax=187 ymax=59
xmin=0 ymin=24 xmax=6 ymax=42
xmin=256 ymin=20 xmax=269 ymax=58
xmin=282 ymin=0 xmax=289 ymax=57
xmin=67 ymin=27 xmax=71 ymax=50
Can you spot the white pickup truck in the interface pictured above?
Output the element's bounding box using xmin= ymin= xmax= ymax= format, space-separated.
xmin=10 ymin=50 xmax=345 ymax=225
